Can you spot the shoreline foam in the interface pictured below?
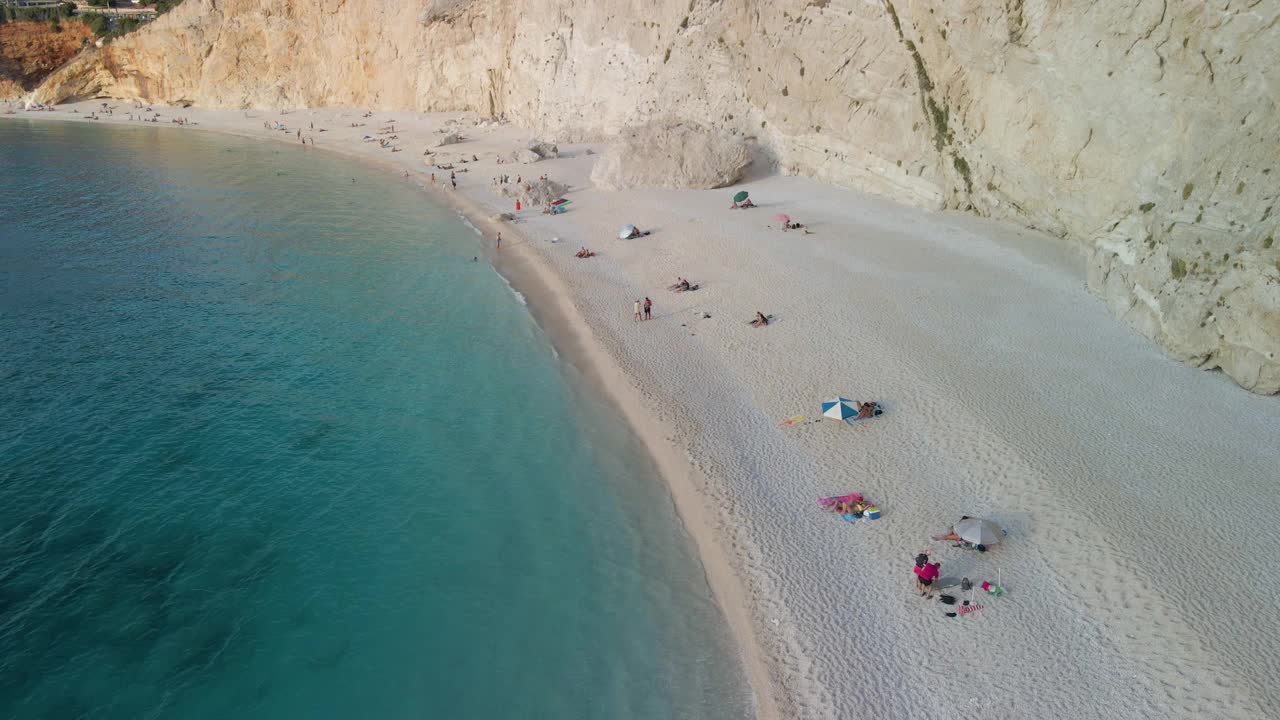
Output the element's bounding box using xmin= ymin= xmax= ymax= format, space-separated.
xmin=10 ymin=102 xmax=1280 ymax=720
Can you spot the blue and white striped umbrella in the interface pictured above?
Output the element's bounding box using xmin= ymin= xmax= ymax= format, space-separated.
xmin=821 ymin=397 xmax=857 ymax=420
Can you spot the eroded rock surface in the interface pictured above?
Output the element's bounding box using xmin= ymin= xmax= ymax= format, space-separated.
xmin=591 ymin=120 xmax=751 ymax=191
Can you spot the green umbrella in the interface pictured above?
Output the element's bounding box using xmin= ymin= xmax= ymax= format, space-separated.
xmin=733 ymin=191 xmax=749 ymax=203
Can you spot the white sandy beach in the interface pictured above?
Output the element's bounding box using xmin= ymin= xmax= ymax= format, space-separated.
xmin=12 ymin=101 xmax=1280 ymax=720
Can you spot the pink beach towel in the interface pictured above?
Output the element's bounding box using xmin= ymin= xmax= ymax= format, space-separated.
xmin=818 ymin=493 xmax=863 ymax=507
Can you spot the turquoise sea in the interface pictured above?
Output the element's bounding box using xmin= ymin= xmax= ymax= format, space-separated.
xmin=0 ymin=120 xmax=750 ymax=719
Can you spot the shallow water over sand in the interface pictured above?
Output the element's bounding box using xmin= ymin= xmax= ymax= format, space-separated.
xmin=0 ymin=119 xmax=751 ymax=719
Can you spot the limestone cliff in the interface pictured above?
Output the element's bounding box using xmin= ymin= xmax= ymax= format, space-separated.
xmin=33 ymin=0 xmax=1280 ymax=392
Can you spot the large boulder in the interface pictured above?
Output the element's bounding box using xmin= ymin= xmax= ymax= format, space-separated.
xmin=508 ymin=141 xmax=558 ymax=164
xmin=509 ymin=148 xmax=542 ymax=164
xmin=494 ymin=176 xmax=569 ymax=208
xmin=591 ymin=120 xmax=751 ymax=191
xmin=527 ymin=140 xmax=558 ymax=159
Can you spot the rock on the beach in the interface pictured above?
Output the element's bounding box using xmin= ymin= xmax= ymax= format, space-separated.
xmin=508 ymin=141 xmax=557 ymax=164
xmin=509 ymin=148 xmax=542 ymax=164
xmin=527 ymin=141 xmax=558 ymax=159
xmin=590 ymin=120 xmax=751 ymax=191
xmin=435 ymin=132 xmax=463 ymax=147
xmin=496 ymin=177 xmax=567 ymax=207
xmin=1089 ymin=218 xmax=1280 ymax=394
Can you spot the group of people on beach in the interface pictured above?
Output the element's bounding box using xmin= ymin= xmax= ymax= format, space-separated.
xmin=911 ymin=516 xmax=1003 ymax=616
xmin=633 ymin=297 xmax=653 ymax=321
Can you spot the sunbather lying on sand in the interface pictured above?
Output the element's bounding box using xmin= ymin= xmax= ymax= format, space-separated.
xmin=855 ymin=401 xmax=880 ymax=420
xmin=750 ymin=311 xmax=771 ymax=327
xmin=832 ymin=500 xmax=868 ymax=516
xmin=575 ymin=247 xmax=596 ymax=258
xmin=668 ymin=278 xmax=698 ymax=292
xmin=932 ymin=516 xmax=973 ymax=542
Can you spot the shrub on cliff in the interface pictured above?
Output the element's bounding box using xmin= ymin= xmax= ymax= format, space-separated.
xmin=81 ymin=12 xmax=109 ymax=37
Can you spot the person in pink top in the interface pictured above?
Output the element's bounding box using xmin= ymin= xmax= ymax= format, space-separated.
xmin=913 ymin=553 xmax=941 ymax=598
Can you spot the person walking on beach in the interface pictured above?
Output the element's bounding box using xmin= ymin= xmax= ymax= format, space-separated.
xmin=634 ymin=300 xmax=643 ymax=322
xmin=913 ymin=553 xmax=940 ymax=598
xmin=496 ymin=232 xmax=502 ymax=251
xmin=643 ymin=297 xmax=652 ymax=320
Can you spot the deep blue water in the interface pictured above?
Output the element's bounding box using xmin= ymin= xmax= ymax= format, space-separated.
xmin=0 ymin=119 xmax=750 ymax=719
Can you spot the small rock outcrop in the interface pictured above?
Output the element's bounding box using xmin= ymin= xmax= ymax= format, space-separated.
xmin=527 ymin=140 xmax=558 ymax=159
xmin=590 ymin=120 xmax=751 ymax=191
xmin=509 ymin=148 xmax=542 ymax=163
xmin=509 ymin=140 xmax=558 ymax=164
xmin=494 ymin=177 xmax=568 ymax=208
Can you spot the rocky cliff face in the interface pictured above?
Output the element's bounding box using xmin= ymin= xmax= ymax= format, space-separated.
xmin=0 ymin=20 xmax=95 ymax=98
xmin=34 ymin=0 xmax=1280 ymax=392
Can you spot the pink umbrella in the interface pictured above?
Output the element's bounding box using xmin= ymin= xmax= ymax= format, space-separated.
xmin=774 ymin=213 xmax=791 ymax=225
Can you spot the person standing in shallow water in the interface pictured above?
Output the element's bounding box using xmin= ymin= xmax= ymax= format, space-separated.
xmin=496 ymin=232 xmax=501 ymax=251
xmin=643 ymin=297 xmax=652 ymax=320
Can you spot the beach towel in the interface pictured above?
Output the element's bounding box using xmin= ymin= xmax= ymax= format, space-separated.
xmin=781 ymin=415 xmax=807 ymax=427
xmin=818 ymin=493 xmax=863 ymax=507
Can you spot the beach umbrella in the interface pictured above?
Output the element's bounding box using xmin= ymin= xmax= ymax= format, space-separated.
xmin=618 ymin=224 xmax=637 ymax=239
xmin=733 ymin=190 xmax=750 ymax=203
xmin=821 ymin=397 xmax=857 ymax=420
xmin=775 ymin=213 xmax=791 ymax=225
xmin=955 ymin=518 xmax=1003 ymax=546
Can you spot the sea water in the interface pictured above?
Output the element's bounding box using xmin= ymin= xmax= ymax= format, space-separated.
xmin=0 ymin=120 xmax=751 ymax=719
